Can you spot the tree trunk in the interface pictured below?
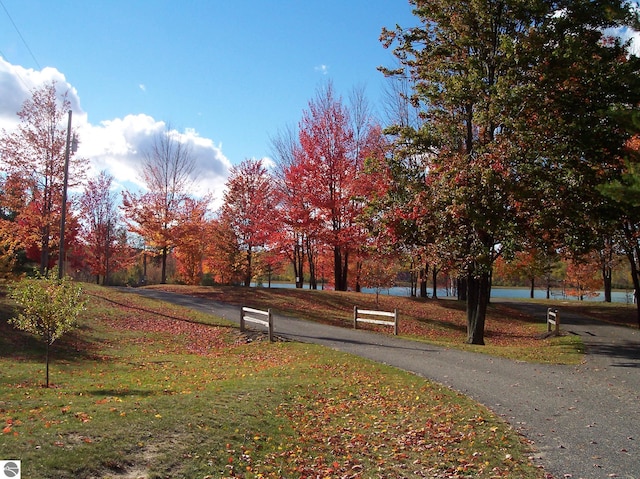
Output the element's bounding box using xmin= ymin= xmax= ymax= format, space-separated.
xmin=546 ymin=275 xmax=551 ymax=299
xmin=432 ymin=266 xmax=439 ymax=299
xmin=306 ymin=237 xmax=317 ymax=290
xmin=419 ymin=265 xmax=428 ymax=298
xmin=458 ymin=277 xmax=467 ymax=301
xmin=341 ymin=249 xmax=349 ymax=291
xmin=161 ymin=246 xmax=168 ymax=284
xmin=40 ymin=226 xmax=50 ymax=276
xmin=410 ymin=268 xmax=417 ymax=297
xmin=293 ymin=240 xmax=304 ymax=289
xmin=244 ymin=247 xmax=252 ymax=287
xmin=105 ymin=229 xmax=111 ymax=286
xmin=602 ymin=265 xmax=612 ymax=303
xmin=45 ymin=338 xmax=50 ymax=388
xmin=334 ymin=247 xmax=343 ymax=290
xmin=334 ymin=246 xmax=349 ymax=291
xmin=602 ymin=236 xmax=614 ymax=303
xmin=466 ymin=268 xmax=489 ymax=345
xmin=627 ymin=250 xmax=640 ymax=328
xmin=530 ymin=277 xmax=535 ymax=299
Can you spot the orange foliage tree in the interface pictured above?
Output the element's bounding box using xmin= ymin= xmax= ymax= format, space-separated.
xmin=0 ymin=81 xmax=85 ymax=275
xmin=122 ymin=125 xmax=196 ymax=284
xmin=172 ymin=197 xmax=210 ymax=285
xmin=0 ymin=217 xmax=20 ymax=280
xmin=564 ymin=253 xmax=602 ymax=301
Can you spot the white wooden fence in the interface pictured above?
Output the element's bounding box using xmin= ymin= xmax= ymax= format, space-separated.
xmin=353 ymin=306 xmax=399 ymax=335
xmin=547 ymin=308 xmax=560 ymax=336
xmin=240 ymin=306 xmax=274 ymax=342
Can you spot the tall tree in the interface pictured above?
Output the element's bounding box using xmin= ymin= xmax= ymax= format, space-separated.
xmin=0 ymin=82 xmax=85 ymax=275
xmin=219 ymin=159 xmax=275 ymax=287
xmin=600 ymin=134 xmax=640 ymax=325
xmin=271 ymin=125 xmax=311 ymax=288
xmin=203 ymin=216 xmax=244 ymax=285
xmin=294 ymin=82 xmax=384 ymax=291
xmin=381 ymin=0 xmax=540 ymax=343
xmin=80 ymin=171 xmax=133 ymax=285
xmin=381 ymin=0 xmax=640 ymax=344
xmin=122 ymin=124 xmax=196 ymax=284
xmin=173 ymin=197 xmax=210 ymax=285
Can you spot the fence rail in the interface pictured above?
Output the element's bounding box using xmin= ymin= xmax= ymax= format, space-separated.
xmin=353 ymin=306 xmax=399 ymax=335
xmin=241 ymin=306 xmax=274 ymax=342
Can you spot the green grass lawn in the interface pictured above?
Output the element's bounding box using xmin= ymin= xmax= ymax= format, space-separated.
xmin=0 ymin=284 xmax=545 ymax=478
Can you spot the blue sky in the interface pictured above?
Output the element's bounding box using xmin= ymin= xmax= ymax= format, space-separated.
xmin=0 ymin=0 xmax=416 ymax=206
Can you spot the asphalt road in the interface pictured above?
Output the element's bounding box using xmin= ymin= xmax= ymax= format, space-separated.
xmin=120 ymin=288 xmax=640 ymax=479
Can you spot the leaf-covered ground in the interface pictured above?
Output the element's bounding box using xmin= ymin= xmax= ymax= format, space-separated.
xmin=0 ymin=285 xmax=546 ymax=478
xmin=147 ymin=284 xmax=584 ymax=364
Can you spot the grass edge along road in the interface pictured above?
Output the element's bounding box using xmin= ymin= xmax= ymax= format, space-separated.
xmin=147 ymin=284 xmax=585 ymax=365
xmin=1 ymin=284 xmax=546 ymax=478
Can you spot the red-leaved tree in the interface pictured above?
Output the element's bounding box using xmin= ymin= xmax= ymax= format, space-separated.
xmin=80 ymin=171 xmax=134 ymax=284
xmin=219 ymin=159 xmax=275 ymax=286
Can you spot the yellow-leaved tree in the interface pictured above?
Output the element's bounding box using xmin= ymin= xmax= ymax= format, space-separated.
xmin=9 ymin=272 xmax=87 ymax=387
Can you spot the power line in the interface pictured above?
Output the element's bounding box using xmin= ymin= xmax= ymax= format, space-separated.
xmin=0 ymin=0 xmax=41 ymax=70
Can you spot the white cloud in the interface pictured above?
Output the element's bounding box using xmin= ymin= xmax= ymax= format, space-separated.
xmin=314 ymin=64 xmax=329 ymax=75
xmin=0 ymin=56 xmax=84 ymax=131
xmin=0 ymin=57 xmax=230 ymax=210
xmin=139 ymin=83 xmax=146 ymax=92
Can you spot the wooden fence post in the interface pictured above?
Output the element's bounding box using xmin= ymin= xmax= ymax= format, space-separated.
xmin=394 ymin=308 xmax=398 ymax=336
xmin=268 ymin=308 xmax=273 ymax=342
xmin=547 ymin=308 xmax=560 ymax=336
xmin=353 ymin=306 xmax=358 ymax=329
xmin=240 ymin=308 xmax=245 ymax=332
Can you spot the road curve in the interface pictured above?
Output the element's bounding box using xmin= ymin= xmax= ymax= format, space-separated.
xmin=119 ymin=288 xmax=640 ymax=479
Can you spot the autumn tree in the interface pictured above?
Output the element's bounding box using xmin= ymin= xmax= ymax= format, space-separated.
xmin=0 ymin=82 xmax=85 ymax=275
xmin=79 ymin=171 xmax=133 ymax=285
xmin=600 ymin=134 xmax=640 ymax=325
xmin=381 ymin=0 xmax=640 ymax=344
xmin=219 ymin=159 xmax=275 ymax=287
xmin=528 ymin=3 xmax=640 ymax=315
xmin=381 ymin=0 xmax=534 ymax=343
xmin=514 ymin=2 xmax=640 ymax=309
xmin=172 ymin=197 xmax=210 ymax=285
xmin=203 ymin=216 xmax=244 ymax=285
xmin=122 ymin=125 xmax=196 ymax=284
xmin=293 ymin=82 xmax=384 ymax=291
xmin=0 ymin=220 xmax=20 ymax=281
xmin=9 ymin=272 xmax=86 ymax=387
xmin=564 ymin=253 xmax=602 ymax=301
xmin=498 ymin=248 xmax=559 ymax=299
xmin=271 ymin=125 xmax=312 ymax=288
xmin=298 ymin=82 xmax=352 ymax=292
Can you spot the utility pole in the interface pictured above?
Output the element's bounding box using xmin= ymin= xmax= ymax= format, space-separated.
xmin=58 ymin=110 xmax=76 ymax=279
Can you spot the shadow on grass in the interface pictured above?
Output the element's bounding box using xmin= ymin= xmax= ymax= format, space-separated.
xmin=88 ymin=291 xmax=237 ymax=330
xmin=85 ymin=388 xmax=158 ymax=397
xmin=1 ymin=301 xmax=106 ymax=362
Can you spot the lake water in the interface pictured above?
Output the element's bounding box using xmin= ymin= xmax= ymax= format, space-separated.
xmin=253 ymin=282 xmax=636 ymax=304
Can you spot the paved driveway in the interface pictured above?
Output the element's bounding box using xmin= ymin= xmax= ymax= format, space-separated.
xmin=121 ymin=288 xmax=640 ymax=479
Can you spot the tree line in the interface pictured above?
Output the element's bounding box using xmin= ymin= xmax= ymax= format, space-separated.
xmin=2 ymin=0 xmax=640 ymax=344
